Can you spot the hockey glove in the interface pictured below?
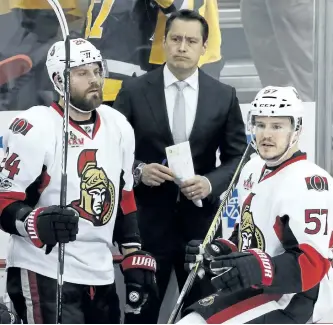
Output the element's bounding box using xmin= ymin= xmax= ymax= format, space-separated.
xmin=0 ymin=303 xmax=20 ymax=324
xmin=184 ymin=238 xmax=238 ymax=278
xmin=210 ymin=248 xmax=274 ymax=294
xmin=24 ymin=206 xmax=79 ymax=254
xmin=120 ymin=250 xmax=158 ymax=314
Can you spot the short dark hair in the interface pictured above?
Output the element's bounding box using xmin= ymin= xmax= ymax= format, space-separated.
xmin=165 ymin=9 xmax=209 ymax=44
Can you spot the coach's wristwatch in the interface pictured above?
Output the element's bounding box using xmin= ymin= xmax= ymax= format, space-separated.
xmin=133 ymin=163 xmax=146 ymax=186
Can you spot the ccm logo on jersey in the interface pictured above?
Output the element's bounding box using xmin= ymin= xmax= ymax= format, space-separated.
xmin=9 ymin=118 xmax=33 ymax=136
xmin=68 ymin=131 xmax=84 ymax=147
xmin=305 ymin=175 xmax=328 ymax=192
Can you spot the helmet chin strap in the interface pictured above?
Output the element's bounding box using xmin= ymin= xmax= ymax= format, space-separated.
xmin=56 ymin=82 xmax=97 ymax=114
xmin=68 ymin=99 xmax=96 ymax=114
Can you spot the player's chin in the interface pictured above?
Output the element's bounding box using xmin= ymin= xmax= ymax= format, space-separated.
xmin=86 ymin=95 xmax=103 ymax=108
xmin=258 ymin=147 xmax=278 ymax=160
xmin=86 ymin=91 xmax=102 ymax=101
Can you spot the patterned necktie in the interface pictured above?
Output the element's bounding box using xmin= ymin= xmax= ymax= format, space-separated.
xmin=172 ymin=81 xmax=188 ymax=144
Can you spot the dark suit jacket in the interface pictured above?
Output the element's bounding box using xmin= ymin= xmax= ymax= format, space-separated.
xmin=114 ymin=66 xmax=247 ymax=256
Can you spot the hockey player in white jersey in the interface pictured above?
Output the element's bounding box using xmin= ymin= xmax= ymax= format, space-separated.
xmin=179 ymin=86 xmax=333 ymax=324
xmin=0 ymin=38 xmax=157 ymax=323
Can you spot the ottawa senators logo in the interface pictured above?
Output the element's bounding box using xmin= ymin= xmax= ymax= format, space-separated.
xmin=9 ymin=118 xmax=33 ymax=136
xmin=239 ymin=193 xmax=265 ymax=251
xmin=305 ymin=175 xmax=329 ymax=192
xmin=70 ymin=149 xmax=115 ymax=226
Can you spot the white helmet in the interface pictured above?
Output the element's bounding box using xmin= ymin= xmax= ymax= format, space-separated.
xmin=46 ymin=38 xmax=104 ymax=96
xmin=251 ymin=86 xmax=303 ymax=121
xmin=249 ymin=86 xmax=304 ymax=164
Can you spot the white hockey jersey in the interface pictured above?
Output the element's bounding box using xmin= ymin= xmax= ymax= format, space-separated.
xmin=236 ymin=154 xmax=265 ymax=210
xmin=0 ymin=103 xmax=135 ymax=285
xmin=235 ymin=153 xmax=333 ymax=322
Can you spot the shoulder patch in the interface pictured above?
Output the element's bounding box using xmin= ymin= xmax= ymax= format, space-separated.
xmin=305 ymin=175 xmax=328 ymax=191
xmin=243 ymin=173 xmax=254 ymax=190
xmin=9 ymin=118 xmax=33 ymax=136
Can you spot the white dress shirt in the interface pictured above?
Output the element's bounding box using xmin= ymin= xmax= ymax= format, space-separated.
xmin=163 ymin=64 xmax=199 ymax=139
xmin=163 ymin=64 xmax=212 ymax=195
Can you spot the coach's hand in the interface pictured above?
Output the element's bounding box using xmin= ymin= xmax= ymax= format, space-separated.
xmin=185 ymin=238 xmax=238 ymax=278
xmin=24 ymin=206 xmax=79 ymax=254
xmin=142 ymin=163 xmax=175 ymax=186
xmin=121 ymin=250 xmax=158 ymax=314
xmin=209 ymin=249 xmax=275 ymax=294
xmin=180 ymin=175 xmax=211 ymax=201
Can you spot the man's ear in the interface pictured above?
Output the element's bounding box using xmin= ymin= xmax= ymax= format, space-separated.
xmin=54 ymin=73 xmax=63 ymax=91
xmin=292 ymin=125 xmax=303 ymax=145
xmin=201 ymin=40 xmax=208 ymax=56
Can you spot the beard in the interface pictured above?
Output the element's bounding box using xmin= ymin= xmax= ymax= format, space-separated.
xmin=70 ymin=86 xmax=103 ymax=112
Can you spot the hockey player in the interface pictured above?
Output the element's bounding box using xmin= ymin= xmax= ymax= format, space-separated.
xmin=0 ymin=38 xmax=157 ymax=323
xmin=178 ymin=86 xmax=333 ymax=324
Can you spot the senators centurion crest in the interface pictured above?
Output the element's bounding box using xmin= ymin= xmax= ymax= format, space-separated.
xmin=239 ymin=193 xmax=265 ymax=251
xmin=70 ymin=149 xmax=116 ymax=226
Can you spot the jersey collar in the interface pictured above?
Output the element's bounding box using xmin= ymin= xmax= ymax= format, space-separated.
xmin=51 ymin=102 xmax=101 ymax=139
xmin=259 ymin=151 xmax=307 ymax=182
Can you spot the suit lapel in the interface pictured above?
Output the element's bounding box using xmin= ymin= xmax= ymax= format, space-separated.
xmin=189 ymin=70 xmax=212 ymax=142
xmin=144 ymin=66 xmax=174 ymax=144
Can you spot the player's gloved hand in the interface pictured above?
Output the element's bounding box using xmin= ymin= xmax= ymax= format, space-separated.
xmin=120 ymin=250 xmax=158 ymax=314
xmin=184 ymin=238 xmax=238 ymax=278
xmin=24 ymin=206 xmax=79 ymax=254
xmin=0 ymin=303 xmax=20 ymax=324
xmin=209 ymin=248 xmax=275 ymax=294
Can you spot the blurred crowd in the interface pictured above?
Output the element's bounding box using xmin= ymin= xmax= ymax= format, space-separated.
xmin=0 ymin=0 xmax=314 ymax=112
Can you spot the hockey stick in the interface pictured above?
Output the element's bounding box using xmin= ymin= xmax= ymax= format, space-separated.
xmin=0 ymin=54 xmax=32 ymax=86
xmin=167 ymin=142 xmax=253 ymax=324
xmin=46 ymin=1 xmax=70 ymax=324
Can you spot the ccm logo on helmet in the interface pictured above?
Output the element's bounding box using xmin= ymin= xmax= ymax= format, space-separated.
xmin=259 ymin=104 xmax=276 ymax=107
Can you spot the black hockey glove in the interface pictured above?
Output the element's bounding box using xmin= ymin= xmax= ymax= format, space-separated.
xmin=184 ymin=238 xmax=238 ymax=278
xmin=120 ymin=250 xmax=158 ymax=314
xmin=0 ymin=303 xmax=20 ymax=324
xmin=24 ymin=206 xmax=79 ymax=254
xmin=210 ymin=248 xmax=274 ymax=294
